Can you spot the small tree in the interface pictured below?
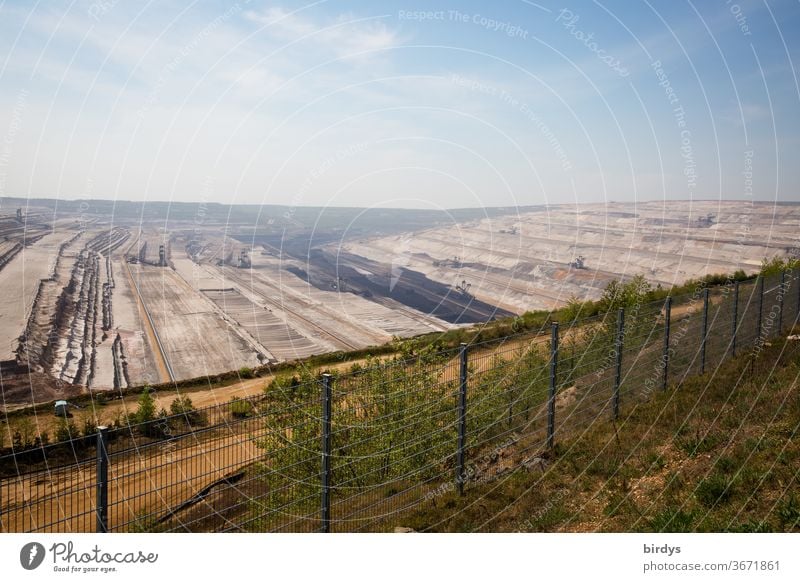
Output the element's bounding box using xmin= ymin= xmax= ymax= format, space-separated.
xmin=15 ymin=417 xmax=37 ymax=449
xmin=133 ymin=388 xmax=157 ymax=425
xmin=560 ymin=295 xmax=593 ymax=323
xmin=55 ymin=418 xmax=78 ymax=443
xmin=81 ymin=414 xmax=98 ymax=438
xmin=169 ymin=395 xmax=193 ymax=416
xmin=131 ymin=387 xmax=160 ymax=437
xmin=169 ymin=395 xmax=205 ymax=426
xmin=599 ymin=274 xmax=652 ymax=313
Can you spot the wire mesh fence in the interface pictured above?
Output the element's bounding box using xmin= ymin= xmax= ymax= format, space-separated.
xmin=1 ymin=271 xmax=798 ymax=533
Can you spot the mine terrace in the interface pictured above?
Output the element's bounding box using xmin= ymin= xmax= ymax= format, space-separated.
xmin=0 ymin=197 xmax=796 ymax=409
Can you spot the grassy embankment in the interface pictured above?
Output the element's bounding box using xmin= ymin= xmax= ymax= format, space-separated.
xmin=399 ymin=330 xmax=800 ymax=532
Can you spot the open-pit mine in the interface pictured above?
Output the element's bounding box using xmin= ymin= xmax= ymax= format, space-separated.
xmin=0 ymin=198 xmax=797 ymax=408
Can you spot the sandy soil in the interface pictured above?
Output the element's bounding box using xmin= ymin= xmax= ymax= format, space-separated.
xmin=130 ymin=265 xmax=262 ymax=379
xmin=0 ymin=229 xmax=77 ymax=360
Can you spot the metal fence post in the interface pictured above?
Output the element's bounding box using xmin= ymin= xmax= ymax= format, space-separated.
xmin=700 ymin=288 xmax=709 ymax=375
xmin=732 ymin=281 xmax=739 ymax=357
xmin=507 ymin=388 xmax=513 ymax=429
xmin=613 ymin=309 xmax=624 ymax=420
xmin=794 ymin=268 xmax=800 ymax=325
xmin=95 ymin=426 xmax=109 ymax=533
xmin=794 ymin=267 xmax=800 ymax=327
xmin=321 ymin=373 xmax=332 ymax=532
xmin=546 ymin=323 xmax=559 ymax=449
xmin=456 ymin=343 xmax=468 ymax=495
xmin=662 ymin=297 xmax=671 ymax=390
xmin=757 ymin=275 xmax=764 ymax=341
xmin=778 ymin=270 xmax=786 ymax=335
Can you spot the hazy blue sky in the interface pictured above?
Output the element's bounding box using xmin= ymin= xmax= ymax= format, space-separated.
xmin=0 ymin=0 xmax=798 ymax=209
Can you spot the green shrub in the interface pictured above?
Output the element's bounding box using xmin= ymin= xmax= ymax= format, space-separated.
xmin=170 ymin=395 xmax=192 ymax=415
xmin=696 ymin=475 xmax=733 ymax=507
xmin=132 ymin=388 xmax=157 ymax=425
xmin=81 ymin=415 xmax=98 ymax=438
xmin=229 ymin=397 xmax=255 ymax=418
xmin=129 ymin=509 xmax=162 ymax=533
xmin=761 ymin=256 xmax=799 ymax=277
xmin=728 ymin=520 xmax=772 ymax=533
xmin=777 ymin=495 xmax=800 ymax=531
xmin=643 ymin=452 xmax=666 ymax=471
xmin=112 ymin=410 xmax=129 ymax=430
xmin=264 ymin=373 xmax=311 ymax=400
xmin=128 ymin=388 xmax=171 ymax=437
xmin=678 ymin=431 xmax=721 ymax=457
xmin=169 ymin=395 xmax=206 ymax=426
xmin=598 ymin=275 xmax=652 ymax=313
xmin=14 ymin=417 xmax=37 ymax=448
xmin=239 ymin=366 xmax=255 ymax=379
xmin=716 ymin=455 xmax=737 ymax=474
xmin=55 ymin=418 xmax=79 ymax=443
xmin=648 ymin=508 xmax=696 ymax=532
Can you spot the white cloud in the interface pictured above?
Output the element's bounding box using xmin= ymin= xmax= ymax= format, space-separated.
xmin=244 ymin=6 xmax=399 ymax=60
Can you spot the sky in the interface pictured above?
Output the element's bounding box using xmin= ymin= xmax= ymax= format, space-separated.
xmin=0 ymin=0 xmax=798 ymax=209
